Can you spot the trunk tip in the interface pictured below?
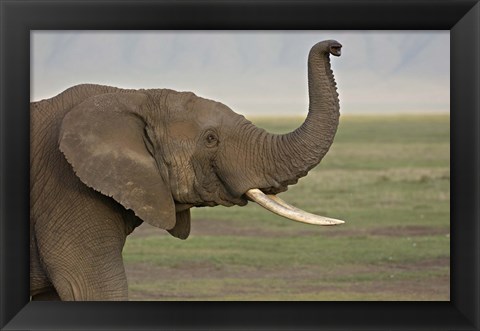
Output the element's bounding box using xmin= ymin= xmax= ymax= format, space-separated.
xmin=312 ymin=40 xmax=343 ymax=57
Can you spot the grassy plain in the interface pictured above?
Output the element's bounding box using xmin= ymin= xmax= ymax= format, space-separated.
xmin=123 ymin=114 xmax=450 ymax=301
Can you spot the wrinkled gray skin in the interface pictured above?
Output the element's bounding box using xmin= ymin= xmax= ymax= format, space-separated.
xmin=30 ymin=40 xmax=342 ymax=300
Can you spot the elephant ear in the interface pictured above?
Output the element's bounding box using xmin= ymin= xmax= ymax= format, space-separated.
xmin=59 ymin=92 xmax=176 ymax=231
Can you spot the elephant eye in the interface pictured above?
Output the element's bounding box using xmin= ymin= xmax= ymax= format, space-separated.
xmin=205 ymin=132 xmax=219 ymax=148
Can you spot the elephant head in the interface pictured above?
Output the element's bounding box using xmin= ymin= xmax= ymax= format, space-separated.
xmin=58 ymin=40 xmax=344 ymax=240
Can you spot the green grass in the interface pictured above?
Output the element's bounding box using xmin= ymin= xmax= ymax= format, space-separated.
xmin=123 ymin=114 xmax=450 ymax=301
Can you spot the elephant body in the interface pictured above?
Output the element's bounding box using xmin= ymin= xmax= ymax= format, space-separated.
xmin=31 ymin=85 xmax=141 ymax=299
xmin=30 ymin=40 xmax=343 ymax=300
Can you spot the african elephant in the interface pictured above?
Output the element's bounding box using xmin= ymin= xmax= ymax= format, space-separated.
xmin=30 ymin=40 xmax=344 ymax=300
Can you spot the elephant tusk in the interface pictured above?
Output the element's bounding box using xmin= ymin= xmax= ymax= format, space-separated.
xmin=245 ymin=188 xmax=345 ymax=226
xmin=265 ymin=194 xmax=308 ymax=213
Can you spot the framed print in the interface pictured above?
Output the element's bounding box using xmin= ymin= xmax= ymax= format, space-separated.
xmin=1 ymin=0 xmax=479 ymax=330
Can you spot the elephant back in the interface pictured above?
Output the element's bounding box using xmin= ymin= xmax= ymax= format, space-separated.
xmin=31 ymin=84 xmax=129 ymax=119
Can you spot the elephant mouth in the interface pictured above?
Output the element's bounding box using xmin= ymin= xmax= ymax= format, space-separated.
xmin=245 ymin=188 xmax=344 ymax=226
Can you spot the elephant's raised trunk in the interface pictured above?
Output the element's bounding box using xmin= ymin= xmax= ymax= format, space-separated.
xmin=240 ymin=40 xmax=344 ymax=225
xmin=271 ymin=40 xmax=341 ymax=185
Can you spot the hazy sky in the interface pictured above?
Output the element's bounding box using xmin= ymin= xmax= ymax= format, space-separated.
xmin=31 ymin=31 xmax=449 ymax=115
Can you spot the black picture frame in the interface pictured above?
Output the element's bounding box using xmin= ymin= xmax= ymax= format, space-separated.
xmin=1 ymin=0 xmax=479 ymax=330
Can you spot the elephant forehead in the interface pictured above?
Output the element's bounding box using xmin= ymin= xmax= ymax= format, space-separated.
xmin=188 ymin=98 xmax=231 ymax=126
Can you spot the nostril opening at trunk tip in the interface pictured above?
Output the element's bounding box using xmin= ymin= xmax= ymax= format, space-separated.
xmin=329 ymin=45 xmax=342 ymax=56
